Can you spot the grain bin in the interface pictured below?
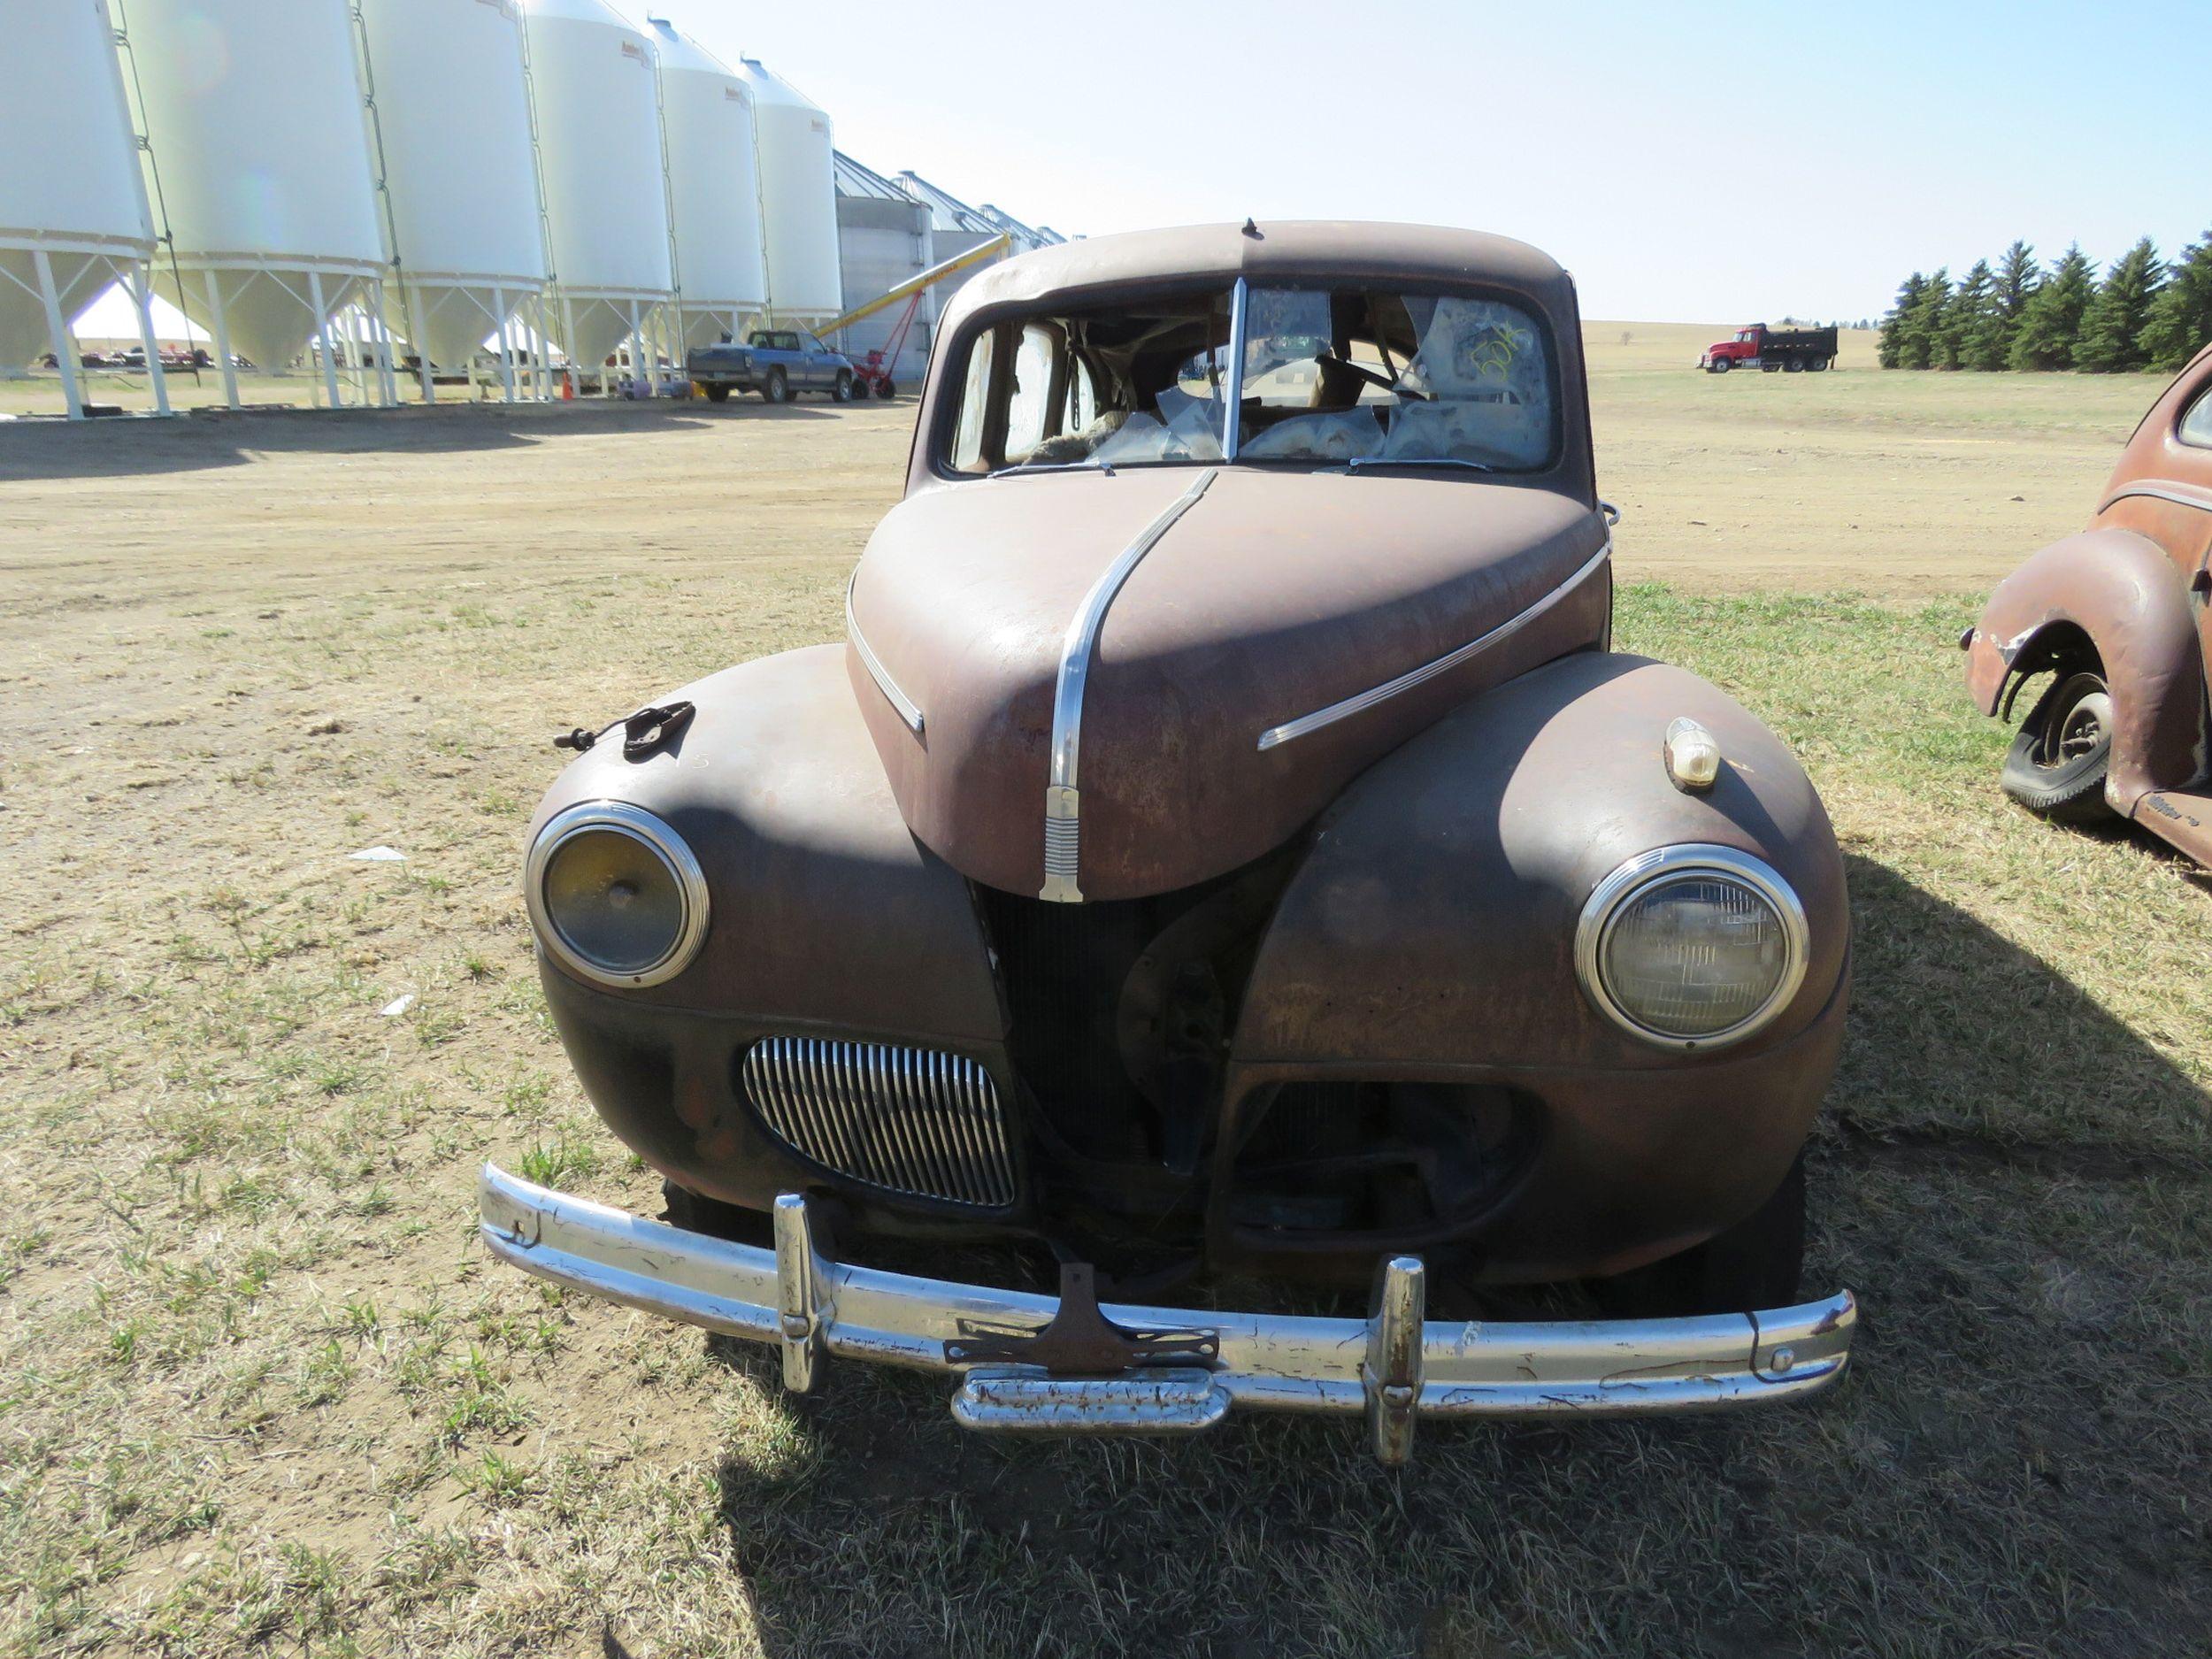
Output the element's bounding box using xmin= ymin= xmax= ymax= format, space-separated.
xmin=355 ymin=0 xmax=548 ymax=398
xmin=733 ymin=58 xmax=841 ymax=323
xmin=124 ymin=0 xmax=394 ymax=405
xmin=520 ymin=0 xmax=673 ymax=374
xmin=647 ymin=19 xmax=765 ymax=351
xmin=0 ymin=0 xmax=169 ymax=416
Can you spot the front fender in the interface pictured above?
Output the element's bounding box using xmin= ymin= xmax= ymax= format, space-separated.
xmin=1232 ymin=651 xmax=1848 ymax=1074
xmin=1966 ymin=529 xmax=2205 ymax=808
xmin=527 ymin=643 xmax=1002 ymax=1042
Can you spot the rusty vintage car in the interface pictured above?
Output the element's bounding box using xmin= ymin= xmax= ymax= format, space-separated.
xmin=480 ymin=222 xmax=1857 ymax=1462
xmin=1964 ymin=345 xmax=2212 ymax=866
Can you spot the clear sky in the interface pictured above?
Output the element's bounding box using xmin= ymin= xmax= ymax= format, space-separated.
xmin=78 ymin=0 xmax=2205 ymax=338
xmin=661 ymin=0 xmax=2203 ymax=324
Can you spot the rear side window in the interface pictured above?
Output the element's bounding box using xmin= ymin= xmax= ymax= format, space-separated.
xmin=2180 ymin=384 xmax=2212 ymax=449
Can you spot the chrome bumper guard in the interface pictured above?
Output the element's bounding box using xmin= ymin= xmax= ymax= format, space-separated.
xmin=480 ymin=1163 xmax=1855 ymax=1465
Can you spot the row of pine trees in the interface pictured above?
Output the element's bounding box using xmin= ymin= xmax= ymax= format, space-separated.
xmin=1878 ymin=232 xmax=2212 ymax=373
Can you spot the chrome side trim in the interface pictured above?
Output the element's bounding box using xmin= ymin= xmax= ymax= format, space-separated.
xmin=845 ymin=572 xmax=923 ymax=736
xmin=1573 ymin=843 xmax=1810 ymax=1052
xmin=1256 ymin=535 xmax=1612 ymax=751
xmin=480 ymin=1164 xmax=1858 ymax=1464
xmin=741 ymin=1035 xmax=1018 ymax=1210
xmin=2100 ymin=483 xmax=2212 ymax=517
xmin=524 ymin=800 xmax=710 ymax=989
xmin=1039 ymin=467 xmax=1219 ymax=901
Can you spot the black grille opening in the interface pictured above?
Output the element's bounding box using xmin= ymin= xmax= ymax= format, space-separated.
xmin=976 ymin=850 xmax=1295 ymax=1177
xmin=1226 ymin=1079 xmax=1539 ymax=1239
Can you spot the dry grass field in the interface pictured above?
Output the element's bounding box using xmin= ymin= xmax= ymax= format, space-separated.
xmin=2 ymin=329 xmax=2208 ymax=1656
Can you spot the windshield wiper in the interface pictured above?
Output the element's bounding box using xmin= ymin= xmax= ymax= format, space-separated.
xmin=1341 ymin=456 xmax=1494 ymax=472
xmin=987 ymin=458 xmax=1117 ymax=480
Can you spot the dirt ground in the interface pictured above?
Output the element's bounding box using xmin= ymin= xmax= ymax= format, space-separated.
xmin=0 ymin=319 xmax=2157 ymax=599
xmin=3 ymin=336 xmax=2207 ymax=1656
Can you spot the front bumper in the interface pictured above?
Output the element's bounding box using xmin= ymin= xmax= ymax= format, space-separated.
xmin=480 ymin=1163 xmax=1856 ymax=1464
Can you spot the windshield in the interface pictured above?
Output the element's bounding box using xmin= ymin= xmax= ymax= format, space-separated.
xmin=945 ymin=280 xmax=1556 ymax=474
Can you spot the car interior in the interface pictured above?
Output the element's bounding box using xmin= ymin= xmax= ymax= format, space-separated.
xmin=947 ymin=284 xmax=1556 ymax=474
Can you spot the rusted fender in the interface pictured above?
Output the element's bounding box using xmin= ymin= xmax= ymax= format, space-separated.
xmin=1233 ymin=651 xmax=1848 ymax=1074
xmin=1963 ymin=528 xmax=2205 ymax=810
xmin=528 ymin=644 xmax=1004 ymax=1040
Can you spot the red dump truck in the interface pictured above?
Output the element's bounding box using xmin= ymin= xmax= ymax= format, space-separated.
xmin=1701 ymin=324 xmax=1837 ymax=373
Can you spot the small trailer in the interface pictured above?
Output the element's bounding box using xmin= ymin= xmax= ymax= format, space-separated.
xmin=1701 ymin=324 xmax=1838 ymax=373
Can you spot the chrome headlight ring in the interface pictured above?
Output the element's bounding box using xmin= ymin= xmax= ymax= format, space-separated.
xmin=525 ymin=801 xmax=710 ymax=989
xmin=1574 ymin=843 xmax=1809 ymax=1052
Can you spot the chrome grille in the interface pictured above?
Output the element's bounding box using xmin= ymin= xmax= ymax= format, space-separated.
xmin=741 ymin=1036 xmax=1018 ymax=1210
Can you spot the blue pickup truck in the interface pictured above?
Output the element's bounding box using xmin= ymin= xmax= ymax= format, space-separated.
xmin=686 ymin=329 xmax=856 ymax=404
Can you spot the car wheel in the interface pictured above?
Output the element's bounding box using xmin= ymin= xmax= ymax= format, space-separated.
xmin=2001 ymin=670 xmax=2116 ymax=824
xmin=1590 ymin=1156 xmax=1806 ymax=1317
xmin=833 ymin=370 xmax=854 ymax=403
xmin=879 ymin=378 xmax=896 ymax=399
xmin=1809 ymin=358 xmax=1831 ymax=372
xmin=849 ymin=374 xmax=871 ymax=401
xmin=762 ymin=368 xmax=789 ymax=404
xmin=1709 ymin=357 xmax=1732 ymax=374
xmin=1783 ymin=357 xmax=1804 ymax=373
xmin=703 ymin=383 xmax=731 ymax=403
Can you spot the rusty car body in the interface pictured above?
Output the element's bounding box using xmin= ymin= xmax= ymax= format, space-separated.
xmin=481 ymin=222 xmax=1857 ymax=1462
xmin=1963 ymin=344 xmax=2212 ymax=865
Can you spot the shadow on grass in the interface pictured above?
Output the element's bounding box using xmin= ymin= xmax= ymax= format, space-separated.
xmin=698 ymin=853 xmax=2212 ymax=1658
xmin=0 ymin=396 xmax=842 ymax=483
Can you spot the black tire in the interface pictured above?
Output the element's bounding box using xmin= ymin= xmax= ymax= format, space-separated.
xmin=1761 ymin=360 xmax=1781 ymax=373
xmin=703 ymin=382 xmax=731 ymax=403
xmin=761 ymin=367 xmax=789 ymax=404
xmin=1591 ymin=1156 xmax=1806 ymax=1317
xmin=1783 ymin=357 xmax=1804 ymax=373
xmin=849 ymin=374 xmax=871 ymax=401
xmin=2001 ymin=671 xmax=2116 ymax=824
xmin=1709 ymin=357 xmax=1732 ymax=374
xmin=832 ymin=369 xmax=853 ymax=403
xmin=1809 ymin=357 xmax=1832 ymax=373
xmin=878 ymin=378 xmax=896 ymax=399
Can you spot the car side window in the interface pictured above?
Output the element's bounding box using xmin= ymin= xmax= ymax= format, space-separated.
xmin=951 ymin=329 xmax=995 ymax=472
xmin=1002 ymin=324 xmax=1059 ymax=466
xmin=2180 ymin=384 xmax=2212 ymax=449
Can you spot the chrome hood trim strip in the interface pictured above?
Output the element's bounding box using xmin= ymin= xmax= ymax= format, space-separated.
xmin=1256 ymin=534 xmax=1613 ymax=751
xmin=847 ymin=570 xmax=924 ymax=736
xmin=1039 ymin=466 xmax=1219 ymax=902
xmin=2100 ymin=482 xmax=2212 ymax=517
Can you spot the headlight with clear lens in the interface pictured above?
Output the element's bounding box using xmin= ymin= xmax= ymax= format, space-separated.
xmin=1575 ymin=846 xmax=1809 ymax=1049
xmin=526 ymin=802 xmax=709 ymax=988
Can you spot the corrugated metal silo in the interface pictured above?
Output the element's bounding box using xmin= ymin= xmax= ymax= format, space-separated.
xmin=355 ymin=0 xmax=548 ymax=399
xmin=124 ymin=0 xmax=396 ymax=406
xmin=521 ymin=0 xmax=673 ymax=374
xmin=647 ymin=18 xmax=765 ymax=351
xmin=0 ymin=0 xmax=169 ymax=417
xmin=733 ymin=58 xmax=841 ymax=323
xmin=832 ymin=151 xmax=932 ymax=373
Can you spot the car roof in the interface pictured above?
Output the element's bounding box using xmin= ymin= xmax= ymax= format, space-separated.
xmin=940 ymin=220 xmax=1572 ymax=326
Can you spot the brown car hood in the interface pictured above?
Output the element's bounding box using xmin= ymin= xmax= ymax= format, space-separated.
xmin=845 ymin=466 xmax=1610 ymax=901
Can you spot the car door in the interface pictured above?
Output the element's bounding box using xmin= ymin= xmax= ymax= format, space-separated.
xmin=805 ymin=334 xmax=833 ymax=389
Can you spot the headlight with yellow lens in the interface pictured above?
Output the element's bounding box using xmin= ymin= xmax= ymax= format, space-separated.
xmin=526 ymin=802 xmax=709 ymax=988
xmin=1575 ymin=845 xmax=1808 ymax=1050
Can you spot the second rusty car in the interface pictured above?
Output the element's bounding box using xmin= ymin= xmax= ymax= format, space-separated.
xmin=1964 ymin=344 xmax=2212 ymax=866
xmin=481 ymin=222 xmax=1856 ymax=1461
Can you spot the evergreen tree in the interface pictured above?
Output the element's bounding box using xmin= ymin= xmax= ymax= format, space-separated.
xmin=1899 ymin=267 xmax=1951 ymax=369
xmin=2076 ymin=239 xmax=2166 ymax=372
xmin=1947 ymin=260 xmax=1996 ymax=369
xmin=1878 ymin=272 xmax=1926 ymax=369
xmin=2008 ymin=245 xmax=2096 ymax=370
xmin=2140 ymin=228 xmax=2212 ymax=370
xmin=1967 ymin=241 xmax=2040 ymax=369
